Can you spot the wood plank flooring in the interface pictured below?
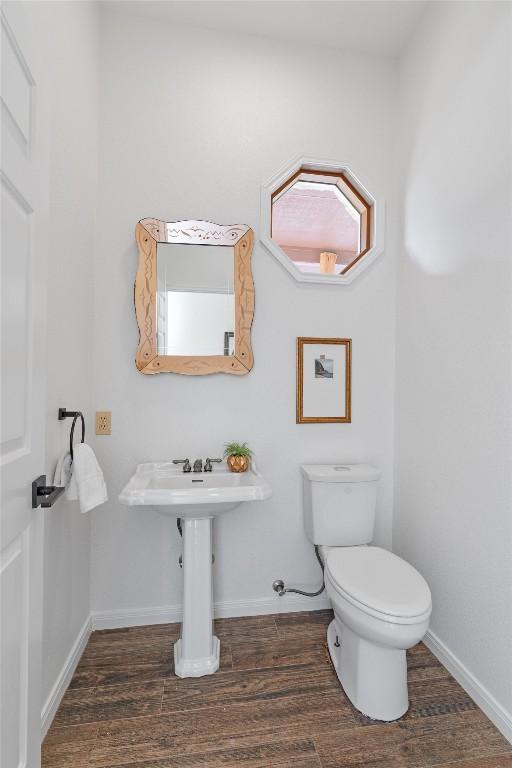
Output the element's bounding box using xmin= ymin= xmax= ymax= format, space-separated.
xmin=43 ymin=610 xmax=512 ymax=768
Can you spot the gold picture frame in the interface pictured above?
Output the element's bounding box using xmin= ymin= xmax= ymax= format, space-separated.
xmin=296 ymin=337 xmax=352 ymax=423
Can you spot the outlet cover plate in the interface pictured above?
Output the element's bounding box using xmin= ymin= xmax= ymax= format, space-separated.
xmin=96 ymin=411 xmax=111 ymax=435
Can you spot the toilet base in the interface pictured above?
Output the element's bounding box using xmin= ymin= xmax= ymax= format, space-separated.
xmin=327 ymin=619 xmax=409 ymax=721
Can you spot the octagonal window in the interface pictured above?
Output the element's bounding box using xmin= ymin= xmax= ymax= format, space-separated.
xmin=271 ymin=168 xmax=372 ymax=277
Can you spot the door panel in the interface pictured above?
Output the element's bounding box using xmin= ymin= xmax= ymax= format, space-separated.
xmin=1 ymin=176 xmax=31 ymax=458
xmin=1 ymin=533 xmax=30 ymax=768
xmin=1 ymin=4 xmax=47 ymax=767
xmin=1 ymin=14 xmax=33 ymax=150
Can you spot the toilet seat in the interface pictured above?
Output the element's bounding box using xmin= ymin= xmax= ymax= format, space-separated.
xmin=325 ymin=546 xmax=431 ymax=623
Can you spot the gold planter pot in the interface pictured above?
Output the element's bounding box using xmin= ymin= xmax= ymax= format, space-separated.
xmin=227 ymin=455 xmax=249 ymax=473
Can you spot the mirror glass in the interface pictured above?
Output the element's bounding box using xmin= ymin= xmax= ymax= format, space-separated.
xmin=270 ymin=170 xmax=371 ymax=277
xmin=156 ymin=243 xmax=235 ymax=356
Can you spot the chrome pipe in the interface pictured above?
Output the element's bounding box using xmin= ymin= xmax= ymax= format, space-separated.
xmin=272 ymin=545 xmax=325 ymax=598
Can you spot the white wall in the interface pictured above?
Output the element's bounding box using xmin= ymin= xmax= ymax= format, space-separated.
xmin=37 ymin=0 xmax=99 ymax=713
xmin=395 ymin=0 xmax=512 ymax=733
xmin=90 ymin=11 xmax=398 ymax=619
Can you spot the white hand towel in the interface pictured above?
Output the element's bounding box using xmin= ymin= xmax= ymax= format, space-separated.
xmin=53 ymin=451 xmax=78 ymax=500
xmin=71 ymin=443 xmax=108 ymax=513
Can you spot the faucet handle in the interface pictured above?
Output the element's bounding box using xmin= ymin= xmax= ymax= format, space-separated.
xmin=204 ymin=457 xmax=222 ymax=472
xmin=173 ymin=458 xmax=191 ymax=473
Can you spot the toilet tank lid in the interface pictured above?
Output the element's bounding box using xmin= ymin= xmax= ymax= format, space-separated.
xmin=301 ymin=463 xmax=381 ymax=483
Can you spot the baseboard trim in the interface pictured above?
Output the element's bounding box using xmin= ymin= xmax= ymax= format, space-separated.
xmin=40 ymin=615 xmax=92 ymax=739
xmin=91 ymin=593 xmax=332 ymax=630
xmin=424 ymin=629 xmax=512 ymax=744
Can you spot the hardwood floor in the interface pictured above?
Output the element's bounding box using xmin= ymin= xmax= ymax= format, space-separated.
xmin=43 ymin=610 xmax=512 ymax=768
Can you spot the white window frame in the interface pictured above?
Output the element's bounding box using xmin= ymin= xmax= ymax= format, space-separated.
xmin=260 ymin=156 xmax=385 ymax=285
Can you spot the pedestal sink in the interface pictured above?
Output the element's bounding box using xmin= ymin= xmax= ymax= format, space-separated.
xmin=119 ymin=461 xmax=271 ymax=677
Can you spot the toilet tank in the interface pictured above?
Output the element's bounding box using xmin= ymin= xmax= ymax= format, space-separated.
xmin=301 ymin=464 xmax=381 ymax=546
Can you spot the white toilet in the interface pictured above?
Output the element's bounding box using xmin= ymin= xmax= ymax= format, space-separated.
xmin=302 ymin=463 xmax=432 ymax=722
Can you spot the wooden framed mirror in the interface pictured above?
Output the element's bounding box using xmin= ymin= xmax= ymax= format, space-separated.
xmin=134 ymin=219 xmax=254 ymax=375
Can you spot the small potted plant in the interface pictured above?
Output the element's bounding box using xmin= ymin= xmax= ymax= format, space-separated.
xmin=224 ymin=441 xmax=251 ymax=473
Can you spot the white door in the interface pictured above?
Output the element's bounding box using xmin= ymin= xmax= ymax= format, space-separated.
xmin=1 ymin=3 xmax=48 ymax=767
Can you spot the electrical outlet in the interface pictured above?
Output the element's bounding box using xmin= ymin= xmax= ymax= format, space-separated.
xmin=95 ymin=411 xmax=111 ymax=435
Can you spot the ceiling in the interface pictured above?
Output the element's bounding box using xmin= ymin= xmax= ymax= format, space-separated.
xmin=105 ymin=1 xmax=427 ymax=57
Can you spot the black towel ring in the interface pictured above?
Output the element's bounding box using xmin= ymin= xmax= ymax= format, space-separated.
xmin=58 ymin=408 xmax=85 ymax=463
xmin=69 ymin=412 xmax=85 ymax=462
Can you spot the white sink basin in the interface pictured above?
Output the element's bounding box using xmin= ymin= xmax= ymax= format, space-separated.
xmin=118 ymin=459 xmax=271 ymax=680
xmin=119 ymin=461 xmax=271 ymax=517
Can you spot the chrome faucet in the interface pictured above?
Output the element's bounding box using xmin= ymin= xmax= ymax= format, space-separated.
xmin=193 ymin=459 xmax=203 ymax=473
xmin=173 ymin=458 xmax=191 ymax=473
xmin=204 ymin=457 xmax=222 ymax=472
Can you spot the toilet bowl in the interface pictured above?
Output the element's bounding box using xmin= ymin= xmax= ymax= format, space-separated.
xmin=323 ymin=545 xmax=431 ymax=721
xmin=301 ymin=463 xmax=432 ymax=722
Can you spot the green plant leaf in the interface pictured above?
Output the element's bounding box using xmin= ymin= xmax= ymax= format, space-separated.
xmin=223 ymin=441 xmax=252 ymax=457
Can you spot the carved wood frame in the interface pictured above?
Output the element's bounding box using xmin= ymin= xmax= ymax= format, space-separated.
xmin=134 ymin=219 xmax=254 ymax=375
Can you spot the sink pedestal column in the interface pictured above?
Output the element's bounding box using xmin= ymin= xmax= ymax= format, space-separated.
xmin=174 ymin=517 xmax=220 ymax=677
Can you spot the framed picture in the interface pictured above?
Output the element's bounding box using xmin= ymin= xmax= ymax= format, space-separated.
xmin=296 ymin=337 xmax=351 ymax=423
